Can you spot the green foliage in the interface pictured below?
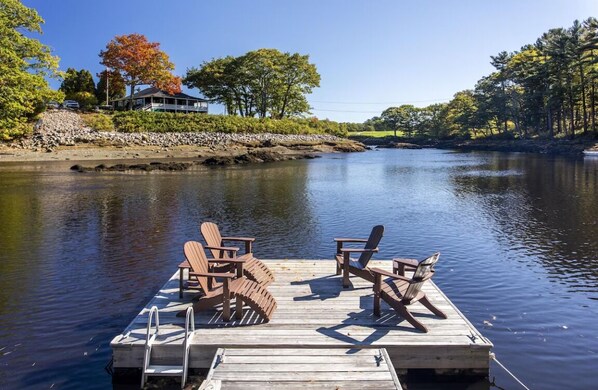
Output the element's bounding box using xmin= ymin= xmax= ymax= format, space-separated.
xmin=111 ymin=112 xmax=347 ymax=137
xmin=60 ymin=68 xmax=96 ymax=99
xmin=184 ymin=49 xmax=320 ymax=119
xmin=0 ymin=0 xmax=63 ymax=140
xmin=71 ymin=91 xmax=98 ymax=110
xmin=81 ymin=113 xmax=114 ymax=131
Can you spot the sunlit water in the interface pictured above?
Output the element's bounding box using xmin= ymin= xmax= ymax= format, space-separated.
xmin=0 ymin=149 xmax=597 ymax=389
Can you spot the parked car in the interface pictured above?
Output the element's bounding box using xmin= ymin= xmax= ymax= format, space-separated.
xmin=62 ymin=100 xmax=80 ymax=109
xmin=46 ymin=101 xmax=60 ymax=109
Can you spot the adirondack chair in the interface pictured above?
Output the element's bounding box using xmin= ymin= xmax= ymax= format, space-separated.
xmin=334 ymin=225 xmax=384 ymax=288
xmin=200 ymin=222 xmax=274 ymax=286
xmin=371 ymin=252 xmax=446 ymax=333
xmin=177 ymin=241 xmax=277 ymax=322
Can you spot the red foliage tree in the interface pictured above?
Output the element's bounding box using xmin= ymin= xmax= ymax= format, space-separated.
xmin=99 ymin=34 xmax=181 ymax=109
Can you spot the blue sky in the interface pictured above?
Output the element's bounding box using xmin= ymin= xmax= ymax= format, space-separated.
xmin=24 ymin=0 xmax=598 ymax=122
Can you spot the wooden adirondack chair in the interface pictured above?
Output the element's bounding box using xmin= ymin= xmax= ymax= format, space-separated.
xmin=177 ymin=241 xmax=277 ymax=322
xmin=334 ymin=225 xmax=384 ymax=288
xmin=200 ymin=222 xmax=274 ymax=286
xmin=371 ymin=252 xmax=446 ymax=333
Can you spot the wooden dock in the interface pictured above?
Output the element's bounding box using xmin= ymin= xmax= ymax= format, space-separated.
xmin=111 ymin=260 xmax=492 ymax=384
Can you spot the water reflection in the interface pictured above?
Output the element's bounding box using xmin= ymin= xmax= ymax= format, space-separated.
xmin=0 ymin=150 xmax=597 ymax=389
xmin=451 ymin=153 xmax=598 ymax=295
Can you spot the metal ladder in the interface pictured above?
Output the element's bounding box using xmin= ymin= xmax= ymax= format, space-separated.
xmin=141 ymin=306 xmax=195 ymax=389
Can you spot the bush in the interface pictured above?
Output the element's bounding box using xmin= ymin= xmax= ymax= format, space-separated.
xmin=69 ymin=92 xmax=98 ymax=111
xmin=112 ymin=112 xmax=348 ymax=137
xmin=81 ymin=113 xmax=114 ymax=131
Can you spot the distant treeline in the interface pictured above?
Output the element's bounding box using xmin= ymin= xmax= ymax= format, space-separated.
xmin=362 ymin=18 xmax=598 ymax=139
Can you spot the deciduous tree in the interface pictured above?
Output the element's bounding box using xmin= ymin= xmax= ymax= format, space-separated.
xmin=0 ymin=0 xmax=62 ymax=139
xmin=184 ymin=49 xmax=319 ymax=118
xmin=99 ymin=34 xmax=181 ymax=109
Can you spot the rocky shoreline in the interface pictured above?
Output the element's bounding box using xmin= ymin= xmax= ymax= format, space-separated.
xmin=350 ymin=135 xmax=598 ymax=156
xmin=0 ymin=110 xmax=366 ymax=166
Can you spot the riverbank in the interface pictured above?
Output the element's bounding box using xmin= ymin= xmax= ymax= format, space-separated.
xmin=350 ymin=134 xmax=598 ymax=156
xmin=0 ymin=110 xmax=365 ymax=165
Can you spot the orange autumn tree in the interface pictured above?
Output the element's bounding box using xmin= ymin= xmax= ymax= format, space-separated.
xmin=99 ymin=34 xmax=181 ymax=109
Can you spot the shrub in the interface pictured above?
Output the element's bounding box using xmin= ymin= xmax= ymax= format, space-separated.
xmin=112 ymin=112 xmax=348 ymax=137
xmin=70 ymin=92 xmax=98 ymax=110
xmin=81 ymin=113 xmax=114 ymax=131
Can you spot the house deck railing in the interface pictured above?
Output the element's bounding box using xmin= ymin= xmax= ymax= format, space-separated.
xmin=140 ymin=102 xmax=208 ymax=113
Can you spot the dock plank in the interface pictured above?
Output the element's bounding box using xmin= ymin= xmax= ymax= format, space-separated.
xmin=201 ymin=348 xmax=402 ymax=389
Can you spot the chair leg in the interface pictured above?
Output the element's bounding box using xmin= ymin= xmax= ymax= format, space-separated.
xmin=335 ymin=260 xmax=341 ymax=276
xmin=420 ymin=295 xmax=448 ymax=319
xmin=373 ymin=291 xmax=381 ymax=316
xmin=397 ymin=304 xmax=428 ymax=333
xmin=386 ymin=297 xmax=428 ymax=332
xmin=342 ymin=253 xmax=350 ymax=288
xmin=235 ymin=297 xmax=243 ymax=320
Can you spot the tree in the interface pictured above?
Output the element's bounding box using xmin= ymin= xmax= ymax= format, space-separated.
xmin=60 ymin=68 xmax=95 ymax=97
xmin=59 ymin=68 xmax=97 ymax=109
xmin=381 ymin=105 xmax=420 ymax=138
xmin=96 ymin=69 xmax=126 ymax=105
xmin=99 ymin=34 xmax=181 ymax=109
xmin=184 ymin=49 xmax=320 ymax=118
xmin=0 ymin=0 xmax=62 ymax=139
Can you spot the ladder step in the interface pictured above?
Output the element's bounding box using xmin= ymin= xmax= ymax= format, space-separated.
xmin=145 ymin=365 xmax=184 ymax=376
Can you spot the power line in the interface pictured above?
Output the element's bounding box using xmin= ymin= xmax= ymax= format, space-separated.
xmin=310 ymin=98 xmax=452 ymax=105
xmin=311 ymin=108 xmax=383 ymax=114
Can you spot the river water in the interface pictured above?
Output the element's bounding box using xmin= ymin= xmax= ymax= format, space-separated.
xmin=0 ymin=149 xmax=597 ymax=389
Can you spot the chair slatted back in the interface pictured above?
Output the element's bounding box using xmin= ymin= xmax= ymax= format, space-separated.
xmin=200 ymin=222 xmax=227 ymax=260
xmin=358 ymin=225 xmax=384 ymax=267
xmin=184 ymin=241 xmax=211 ymax=294
xmin=404 ymin=252 xmax=440 ymax=301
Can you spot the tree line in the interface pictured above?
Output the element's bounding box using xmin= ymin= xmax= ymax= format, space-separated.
xmin=366 ymin=18 xmax=598 ymax=140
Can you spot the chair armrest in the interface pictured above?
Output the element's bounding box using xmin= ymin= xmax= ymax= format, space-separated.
xmin=370 ymin=267 xmax=411 ymax=282
xmin=221 ymin=236 xmax=255 ymax=243
xmin=208 ymin=258 xmax=247 ymax=264
xmin=333 ymin=238 xmax=368 ymax=243
xmin=339 ymin=247 xmax=379 ymax=253
xmin=189 ymin=271 xmax=236 ymax=279
xmin=178 ymin=260 xmax=190 ymax=269
xmin=393 ymin=258 xmax=419 ymax=268
xmin=205 ymin=245 xmax=240 ymax=252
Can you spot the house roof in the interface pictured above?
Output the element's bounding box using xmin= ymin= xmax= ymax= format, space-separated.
xmin=112 ymin=87 xmax=207 ymax=102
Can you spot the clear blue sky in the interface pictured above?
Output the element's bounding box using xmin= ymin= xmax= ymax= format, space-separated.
xmin=24 ymin=0 xmax=598 ymax=122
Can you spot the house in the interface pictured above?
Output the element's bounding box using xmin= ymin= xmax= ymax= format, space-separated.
xmin=111 ymin=87 xmax=208 ymax=113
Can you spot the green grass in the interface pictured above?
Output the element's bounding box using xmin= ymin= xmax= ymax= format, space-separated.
xmin=348 ymin=130 xmax=404 ymax=138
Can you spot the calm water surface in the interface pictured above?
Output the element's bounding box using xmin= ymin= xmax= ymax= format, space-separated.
xmin=0 ymin=149 xmax=597 ymax=389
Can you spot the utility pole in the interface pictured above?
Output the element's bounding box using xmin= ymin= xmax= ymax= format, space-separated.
xmin=105 ymin=67 xmax=109 ymax=106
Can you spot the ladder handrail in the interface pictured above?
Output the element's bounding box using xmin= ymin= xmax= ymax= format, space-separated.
xmin=145 ymin=305 xmax=160 ymax=346
xmin=141 ymin=306 xmax=160 ymax=388
xmin=182 ymin=306 xmax=195 ymax=388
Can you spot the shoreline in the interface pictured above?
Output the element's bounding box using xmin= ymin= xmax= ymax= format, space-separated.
xmin=0 ymin=141 xmax=362 ymax=165
xmin=350 ymin=135 xmax=598 ymax=156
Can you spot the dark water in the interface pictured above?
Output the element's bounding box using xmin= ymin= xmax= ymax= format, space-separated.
xmin=0 ymin=149 xmax=597 ymax=389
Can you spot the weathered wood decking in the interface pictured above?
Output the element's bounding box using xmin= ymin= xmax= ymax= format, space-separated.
xmin=111 ymin=260 xmax=492 ymax=380
xmin=200 ymin=348 xmax=403 ymax=389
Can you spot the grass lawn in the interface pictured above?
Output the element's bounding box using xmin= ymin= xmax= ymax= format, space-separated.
xmin=348 ymin=130 xmax=403 ymax=138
